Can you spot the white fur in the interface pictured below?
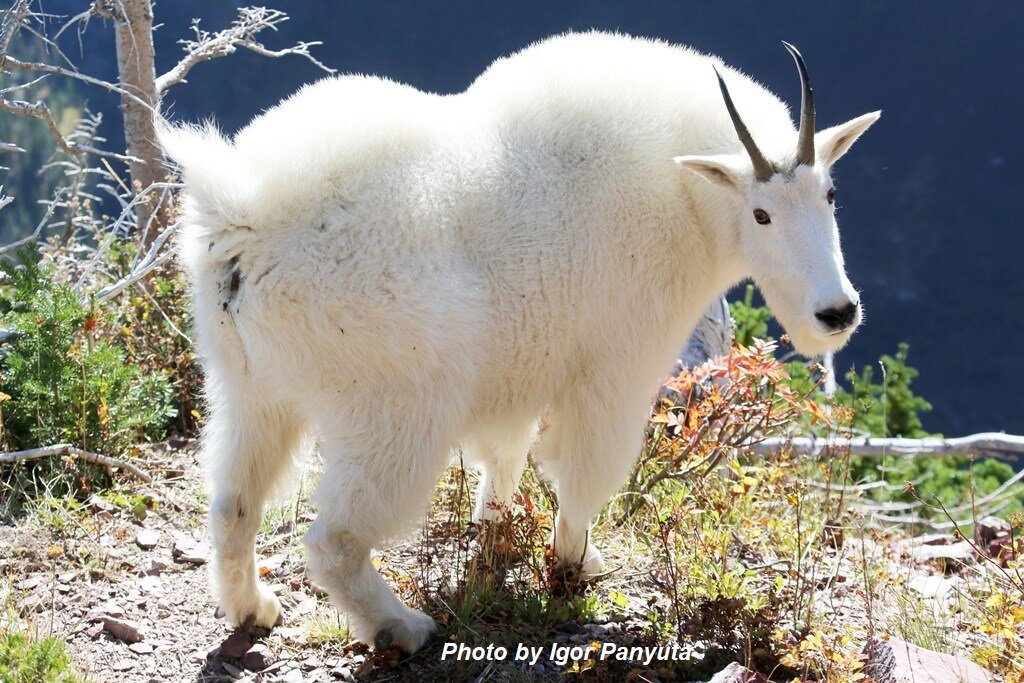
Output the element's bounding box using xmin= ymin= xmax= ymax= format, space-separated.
xmin=158 ymin=31 xmax=878 ymax=652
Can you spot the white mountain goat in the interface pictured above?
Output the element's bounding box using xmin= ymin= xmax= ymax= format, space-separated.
xmin=159 ymin=31 xmax=878 ymax=653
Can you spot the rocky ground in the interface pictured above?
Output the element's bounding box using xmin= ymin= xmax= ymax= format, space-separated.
xmin=0 ymin=441 xmax=1012 ymax=682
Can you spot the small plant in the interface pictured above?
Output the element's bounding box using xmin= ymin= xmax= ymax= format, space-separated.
xmin=0 ymin=252 xmax=174 ymax=514
xmin=103 ymin=243 xmax=202 ymax=436
xmin=729 ymin=284 xmax=773 ymax=348
xmin=0 ymin=630 xmax=81 ymax=683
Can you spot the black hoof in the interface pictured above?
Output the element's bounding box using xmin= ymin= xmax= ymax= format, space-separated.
xmin=374 ymin=628 xmax=394 ymax=650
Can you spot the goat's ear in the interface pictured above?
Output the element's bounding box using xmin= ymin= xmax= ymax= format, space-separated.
xmin=816 ymin=111 xmax=881 ymax=168
xmin=674 ymin=155 xmax=745 ymax=193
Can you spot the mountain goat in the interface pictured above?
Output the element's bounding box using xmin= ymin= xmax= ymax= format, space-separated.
xmin=159 ymin=31 xmax=879 ymax=653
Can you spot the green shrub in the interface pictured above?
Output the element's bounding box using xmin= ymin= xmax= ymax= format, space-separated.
xmin=0 ymin=253 xmax=174 ymax=455
xmin=837 ymin=342 xmax=933 ymax=439
xmin=0 ymin=630 xmax=81 ymax=683
xmin=729 ymin=284 xmax=773 ymax=348
xmin=729 ymin=292 xmax=1024 ymax=520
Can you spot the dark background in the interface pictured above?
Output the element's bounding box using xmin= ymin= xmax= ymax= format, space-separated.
xmin=5 ymin=1 xmax=1024 ymax=436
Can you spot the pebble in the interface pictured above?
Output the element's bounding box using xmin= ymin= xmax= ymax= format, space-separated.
xmin=136 ymin=529 xmax=160 ymax=550
xmin=241 ymin=643 xmax=277 ymax=671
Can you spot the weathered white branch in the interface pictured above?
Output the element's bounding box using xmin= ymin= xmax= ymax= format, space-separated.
xmin=750 ymin=432 xmax=1024 ymax=458
xmin=155 ymin=6 xmax=335 ymax=94
xmin=0 ymin=443 xmax=153 ymax=483
xmin=0 ymin=55 xmax=154 ymax=111
xmin=95 ymin=248 xmax=172 ymax=302
xmin=0 ymin=97 xmax=141 ymax=162
xmin=0 ymin=187 xmax=63 ymax=255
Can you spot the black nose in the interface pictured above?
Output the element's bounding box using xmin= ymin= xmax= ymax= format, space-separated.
xmin=815 ymin=301 xmax=859 ymax=332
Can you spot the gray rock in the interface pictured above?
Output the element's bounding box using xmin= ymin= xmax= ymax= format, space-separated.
xmin=709 ymin=662 xmax=769 ymax=683
xmin=864 ymin=636 xmax=992 ymax=683
xmin=907 ymin=540 xmax=975 ymax=571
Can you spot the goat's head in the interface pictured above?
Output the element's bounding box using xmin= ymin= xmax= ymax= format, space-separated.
xmin=676 ymin=43 xmax=879 ymax=357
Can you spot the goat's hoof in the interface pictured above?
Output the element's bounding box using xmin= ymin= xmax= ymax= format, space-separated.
xmin=218 ymin=584 xmax=282 ymax=630
xmin=554 ymin=545 xmax=607 ymax=580
xmin=374 ymin=628 xmax=394 ymax=650
xmin=373 ymin=609 xmax=436 ymax=653
xmin=579 ymin=546 xmax=607 ymax=579
xmin=214 ymin=605 xmax=226 ymax=619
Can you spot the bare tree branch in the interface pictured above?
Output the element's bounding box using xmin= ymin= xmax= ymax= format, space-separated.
xmin=95 ymin=219 xmax=178 ymax=302
xmin=750 ymin=432 xmax=1024 ymax=459
xmin=0 ymin=0 xmax=30 ymax=59
xmin=0 ymin=96 xmax=142 ymax=163
xmin=0 ymin=187 xmax=64 ymax=255
xmin=1 ymin=54 xmax=155 ymax=111
xmin=0 ymin=443 xmax=153 ymax=483
xmin=155 ymin=6 xmax=335 ymax=94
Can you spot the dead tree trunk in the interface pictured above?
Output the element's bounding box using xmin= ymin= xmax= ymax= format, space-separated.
xmin=104 ymin=0 xmax=172 ymax=246
xmin=678 ymin=297 xmax=733 ymax=370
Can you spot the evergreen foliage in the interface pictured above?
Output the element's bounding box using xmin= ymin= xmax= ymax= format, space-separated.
xmin=0 ymin=252 xmax=174 ymax=455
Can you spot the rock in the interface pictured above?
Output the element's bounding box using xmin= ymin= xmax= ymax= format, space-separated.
xmin=972 ymin=516 xmax=1015 ymax=562
xmin=88 ymin=495 xmax=117 ymax=515
xmin=143 ymin=559 xmax=168 ymax=576
xmin=219 ymin=630 xmax=253 ymax=658
xmin=112 ymin=659 xmax=134 ymax=671
xmin=129 ymin=642 xmax=155 ymax=654
xmin=907 ymin=540 xmax=975 ymax=571
xmin=85 ymin=622 xmax=104 ymax=639
xmin=221 ymin=661 xmax=244 ymax=677
xmin=293 ymin=597 xmax=316 ymax=617
xmin=241 ymin=643 xmax=277 ymax=671
xmin=139 ymin=574 xmax=163 ymax=595
xmin=863 ymin=637 xmax=992 ymax=683
xmin=908 ymin=575 xmax=955 ymax=599
xmin=102 ymin=616 xmax=144 ymax=643
xmin=171 ymin=533 xmax=209 ymax=565
xmin=709 ymin=662 xmax=769 ymax=683
xmin=18 ymin=576 xmax=43 ymax=591
xmin=907 ymin=533 xmax=955 ymax=547
xmin=973 ymin=516 xmax=1010 ymax=548
xmin=136 ymin=529 xmax=160 ymax=550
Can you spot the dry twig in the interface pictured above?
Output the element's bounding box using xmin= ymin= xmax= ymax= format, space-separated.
xmin=0 ymin=443 xmax=153 ymax=483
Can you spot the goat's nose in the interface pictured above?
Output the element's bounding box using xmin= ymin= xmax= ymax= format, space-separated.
xmin=814 ymin=300 xmax=859 ymax=332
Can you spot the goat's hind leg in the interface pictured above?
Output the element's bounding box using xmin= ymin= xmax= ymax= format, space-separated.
xmin=205 ymin=397 xmax=306 ymax=629
xmin=303 ymin=412 xmax=455 ymax=653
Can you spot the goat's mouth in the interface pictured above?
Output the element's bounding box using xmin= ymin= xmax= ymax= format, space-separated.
xmin=785 ymin=319 xmax=860 ymax=358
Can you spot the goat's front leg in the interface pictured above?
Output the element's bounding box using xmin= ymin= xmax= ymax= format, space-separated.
xmin=535 ymin=380 xmax=650 ymax=577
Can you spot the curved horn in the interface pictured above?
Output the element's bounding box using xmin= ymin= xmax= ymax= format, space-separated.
xmin=782 ymin=41 xmax=815 ymax=166
xmin=713 ymin=66 xmax=774 ymax=182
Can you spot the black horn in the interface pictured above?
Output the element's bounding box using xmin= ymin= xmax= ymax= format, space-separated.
xmin=782 ymin=41 xmax=815 ymax=166
xmin=714 ymin=66 xmax=775 ymax=182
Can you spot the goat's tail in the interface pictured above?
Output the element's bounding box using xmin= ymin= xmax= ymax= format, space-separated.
xmin=157 ymin=120 xmax=256 ymax=229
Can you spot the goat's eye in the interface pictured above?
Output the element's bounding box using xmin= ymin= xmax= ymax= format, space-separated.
xmin=753 ymin=209 xmax=771 ymax=225
xmin=827 ymin=188 xmax=836 ymax=204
